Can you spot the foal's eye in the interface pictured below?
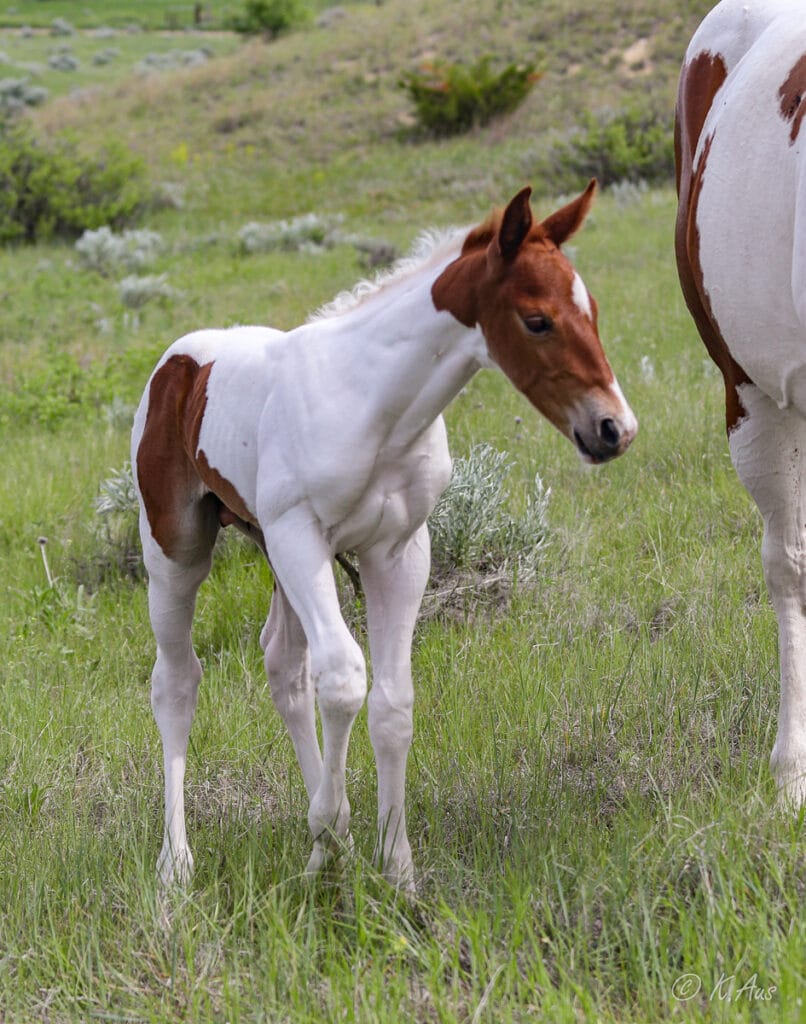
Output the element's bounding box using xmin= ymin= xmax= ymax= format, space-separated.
xmin=523 ymin=314 xmax=553 ymax=336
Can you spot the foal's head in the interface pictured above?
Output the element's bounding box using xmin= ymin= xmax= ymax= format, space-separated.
xmin=433 ymin=182 xmax=637 ymax=463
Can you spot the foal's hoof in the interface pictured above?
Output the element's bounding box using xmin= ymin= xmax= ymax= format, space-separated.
xmin=304 ymin=832 xmax=354 ymax=879
xmin=383 ymin=864 xmax=417 ymax=898
xmin=376 ymin=851 xmax=416 ymax=897
xmin=775 ymin=772 xmax=806 ymax=813
xmin=156 ymin=843 xmax=194 ymax=889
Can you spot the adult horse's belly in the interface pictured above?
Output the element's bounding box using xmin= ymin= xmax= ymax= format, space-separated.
xmin=695 ymin=18 xmax=806 ymax=416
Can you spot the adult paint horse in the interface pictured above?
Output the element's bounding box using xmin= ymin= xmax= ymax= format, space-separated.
xmin=132 ymin=184 xmax=637 ymax=891
xmin=676 ymin=0 xmax=806 ymax=809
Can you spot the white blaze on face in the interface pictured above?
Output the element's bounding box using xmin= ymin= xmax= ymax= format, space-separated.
xmin=609 ymin=375 xmax=638 ymax=438
xmin=572 ymin=272 xmax=593 ymax=320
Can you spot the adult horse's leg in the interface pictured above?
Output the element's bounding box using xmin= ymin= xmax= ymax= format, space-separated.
xmin=729 ymin=385 xmax=806 ymax=809
xmin=263 ymin=509 xmax=367 ymax=875
xmin=359 ymin=524 xmax=430 ymax=893
xmin=141 ymin=518 xmax=216 ymax=886
xmin=261 ymin=583 xmax=322 ymax=800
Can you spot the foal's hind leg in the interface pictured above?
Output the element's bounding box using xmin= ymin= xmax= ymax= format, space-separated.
xmin=261 ymin=583 xmax=322 ymax=800
xmin=140 ymin=517 xmax=216 ymax=886
xmin=729 ymin=385 xmax=806 ymax=809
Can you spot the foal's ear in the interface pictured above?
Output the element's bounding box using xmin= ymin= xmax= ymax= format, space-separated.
xmin=541 ymin=179 xmax=597 ymax=247
xmin=497 ymin=186 xmax=533 ymax=260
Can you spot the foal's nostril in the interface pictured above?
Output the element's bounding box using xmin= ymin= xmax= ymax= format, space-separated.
xmin=599 ymin=417 xmax=620 ymax=448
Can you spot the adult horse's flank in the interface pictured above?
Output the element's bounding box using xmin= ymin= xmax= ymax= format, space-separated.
xmin=132 ymin=184 xmax=637 ymax=890
xmin=676 ymin=0 xmax=806 ymax=808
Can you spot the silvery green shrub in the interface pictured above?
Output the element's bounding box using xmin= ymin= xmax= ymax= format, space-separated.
xmin=92 ymin=48 xmax=121 ymax=66
xmin=428 ymin=443 xmax=550 ymax=582
xmin=118 ymin=274 xmax=180 ymax=308
xmin=93 ymin=461 xmax=142 ymax=578
xmin=75 ymin=227 xmax=164 ymax=275
xmin=0 ymin=77 xmax=48 ymax=115
xmin=93 ymin=446 xmax=550 ymax=597
xmin=238 ymin=212 xmax=343 ymax=254
xmin=50 ymin=17 xmax=75 ymax=36
xmin=48 ymin=48 xmax=79 ymax=72
xmin=136 ymin=49 xmax=211 ymax=73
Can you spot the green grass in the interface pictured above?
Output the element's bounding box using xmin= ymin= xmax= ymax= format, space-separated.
xmin=2 ymin=1 xmax=805 ymax=1021
xmin=0 ymin=1 xmax=240 ymax=30
xmin=0 ymin=23 xmax=240 ymax=99
xmin=0 ymin=0 xmax=364 ymax=31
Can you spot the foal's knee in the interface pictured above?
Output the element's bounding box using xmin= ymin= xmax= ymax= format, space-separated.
xmin=312 ymin=637 xmax=367 ymax=721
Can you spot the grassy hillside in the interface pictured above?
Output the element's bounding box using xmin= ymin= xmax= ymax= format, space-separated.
xmin=3 ymin=2 xmax=805 ymax=1022
xmin=27 ymin=0 xmax=702 ymax=221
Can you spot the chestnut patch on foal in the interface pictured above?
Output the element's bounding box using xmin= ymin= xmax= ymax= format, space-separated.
xmin=779 ymin=54 xmax=806 ymax=143
xmin=136 ymin=354 xmax=253 ymax=559
xmin=430 ymin=216 xmax=496 ymax=328
xmin=431 ymin=183 xmax=611 ymax=429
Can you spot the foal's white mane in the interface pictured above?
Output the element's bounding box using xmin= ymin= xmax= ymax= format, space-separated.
xmin=310 ymin=226 xmax=466 ymax=321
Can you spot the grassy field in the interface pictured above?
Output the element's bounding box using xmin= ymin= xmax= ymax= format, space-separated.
xmin=0 ymin=25 xmax=240 ymax=100
xmin=1 ymin=1 xmax=805 ymax=1021
xmin=0 ymin=1 xmax=242 ymax=29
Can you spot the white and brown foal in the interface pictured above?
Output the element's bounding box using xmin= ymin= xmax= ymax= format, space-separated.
xmin=677 ymin=0 xmax=806 ymax=808
xmin=132 ymin=184 xmax=637 ymax=890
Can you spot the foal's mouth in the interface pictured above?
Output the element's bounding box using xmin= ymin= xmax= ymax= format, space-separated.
xmin=573 ymin=427 xmax=625 ymax=465
xmin=573 ymin=429 xmax=606 ymax=464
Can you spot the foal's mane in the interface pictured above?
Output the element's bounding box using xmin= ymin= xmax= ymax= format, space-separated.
xmin=309 ymin=226 xmax=467 ymax=321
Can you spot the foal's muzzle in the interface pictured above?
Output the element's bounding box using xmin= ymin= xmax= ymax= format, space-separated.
xmin=572 ymin=406 xmax=637 ymax=464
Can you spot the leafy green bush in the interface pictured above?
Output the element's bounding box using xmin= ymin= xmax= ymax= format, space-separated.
xmin=546 ymin=105 xmax=675 ymax=190
xmin=0 ymin=123 xmax=149 ymax=244
xmin=400 ymin=57 xmax=540 ymax=137
xmin=0 ymin=341 xmax=162 ymax=430
xmin=229 ymin=0 xmax=308 ymax=38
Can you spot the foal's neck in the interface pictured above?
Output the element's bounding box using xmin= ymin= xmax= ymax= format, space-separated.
xmin=322 ymin=257 xmax=489 ymax=448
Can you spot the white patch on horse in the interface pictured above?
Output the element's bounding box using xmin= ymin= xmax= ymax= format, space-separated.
xmin=572 ymin=272 xmax=593 ymax=320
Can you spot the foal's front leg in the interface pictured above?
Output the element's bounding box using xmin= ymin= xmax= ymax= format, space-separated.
xmin=263 ymin=509 xmax=367 ymax=875
xmin=359 ymin=524 xmax=431 ymax=893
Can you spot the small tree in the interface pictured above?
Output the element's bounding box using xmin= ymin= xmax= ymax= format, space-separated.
xmin=229 ymin=0 xmax=308 ymax=38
